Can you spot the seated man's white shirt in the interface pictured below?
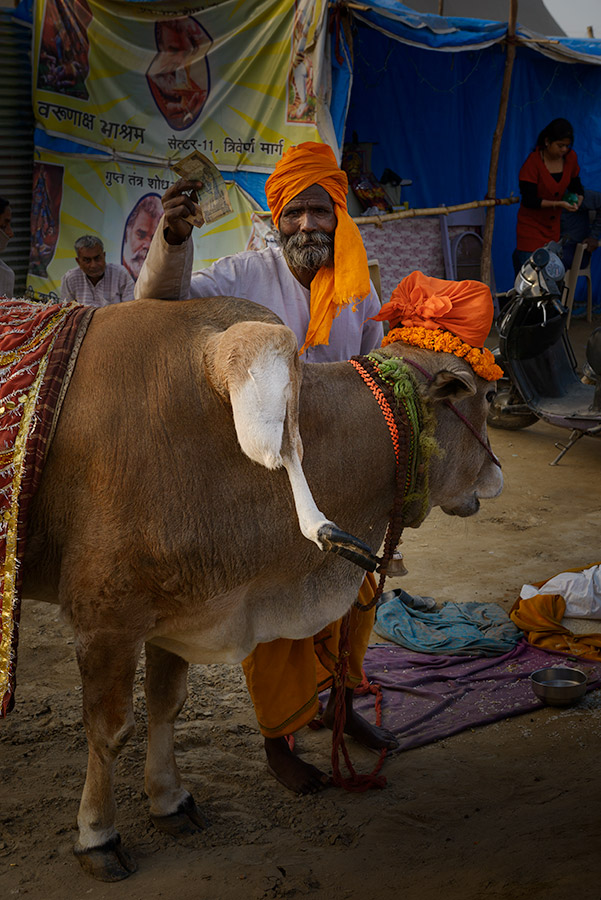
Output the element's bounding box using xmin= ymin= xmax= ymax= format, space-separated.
xmin=135 ymin=219 xmax=383 ymax=362
xmin=60 ymin=262 xmax=135 ymax=306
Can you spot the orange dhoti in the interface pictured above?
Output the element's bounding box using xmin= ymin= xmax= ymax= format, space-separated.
xmin=242 ymin=573 xmax=377 ymax=738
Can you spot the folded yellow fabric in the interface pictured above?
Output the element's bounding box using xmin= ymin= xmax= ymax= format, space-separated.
xmin=510 ymin=563 xmax=601 ymax=660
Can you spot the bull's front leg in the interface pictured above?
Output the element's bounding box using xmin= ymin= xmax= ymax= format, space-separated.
xmin=215 ymin=323 xmax=378 ymax=572
xmin=144 ymin=643 xmax=206 ymax=835
xmin=73 ymin=635 xmax=141 ymax=882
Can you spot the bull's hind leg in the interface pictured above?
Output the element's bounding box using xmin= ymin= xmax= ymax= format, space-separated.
xmin=144 ymin=643 xmax=206 ymax=835
xmin=74 ymin=636 xmax=141 ymax=882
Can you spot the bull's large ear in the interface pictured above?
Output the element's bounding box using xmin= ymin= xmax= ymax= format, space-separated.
xmin=203 ymin=321 xmax=303 ymax=470
xmin=424 ymin=367 xmax=477 ymax=403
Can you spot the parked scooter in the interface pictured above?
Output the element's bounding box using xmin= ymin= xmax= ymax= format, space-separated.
xmin=488 ymin=244 xmax=601 ymax=465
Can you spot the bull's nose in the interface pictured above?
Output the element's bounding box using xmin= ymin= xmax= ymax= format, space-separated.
xmin=477 ymin=471 xmax=504 ymax=500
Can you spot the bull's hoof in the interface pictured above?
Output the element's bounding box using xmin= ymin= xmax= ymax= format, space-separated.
xmin=317 ymin=523 xmax=378 ymax=572
xmin=74 ymin=833 xmax=137 ymax=882
xmin=150 ymin=794 xmax=208 ymax=837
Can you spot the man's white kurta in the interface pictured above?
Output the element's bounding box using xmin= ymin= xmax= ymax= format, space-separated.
xmin=135 ymin=221 xmax=383 ymax=362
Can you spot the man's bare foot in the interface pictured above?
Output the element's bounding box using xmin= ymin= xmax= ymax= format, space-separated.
xmin=323 ymin=687 xmax=399 ymax=751
xmin=264 ymin=736 xmax=330 ymax=795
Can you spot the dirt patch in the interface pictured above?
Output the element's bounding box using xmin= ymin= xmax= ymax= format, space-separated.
xmin=2 ymin=321 xmax=601 ymax=900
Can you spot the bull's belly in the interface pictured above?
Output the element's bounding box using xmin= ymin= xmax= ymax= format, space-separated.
xmin=147 ymin=634 xmax=247 ymax=665
xmin=145 ymin=573 xmax=361 ymax=665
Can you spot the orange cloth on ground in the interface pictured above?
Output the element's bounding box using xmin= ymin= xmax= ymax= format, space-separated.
xmin=373 ymin=270 xmax=494 ymax=348
xmin=242 ymin=573 xmax=377 ymax=738
xmin=264 ymin=141 xmax=371 ymax=354
xmin=510 ymin=563 xmax=601 ymax=661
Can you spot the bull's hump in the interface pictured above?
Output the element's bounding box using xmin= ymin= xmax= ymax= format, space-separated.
xmin=184 ymin=296 xmax=286 ymax=331
xmin=95 ymin=296 xmax=285 ymax=334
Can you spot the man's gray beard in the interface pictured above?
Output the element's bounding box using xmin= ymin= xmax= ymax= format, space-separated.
xmin=279 ymin=230 xmax=334 ymax=273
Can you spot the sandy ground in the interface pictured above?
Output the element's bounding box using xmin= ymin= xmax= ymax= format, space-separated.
xmin=1 ymin=319 xmax=601 ymax=900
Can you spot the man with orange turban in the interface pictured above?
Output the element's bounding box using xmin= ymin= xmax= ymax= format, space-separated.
xmin=135 ymin=141 xmax=397 ymax=794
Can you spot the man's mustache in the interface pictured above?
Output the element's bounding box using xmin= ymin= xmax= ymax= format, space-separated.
xmin=129 ymin=248 xmax=149 ymax=263
xmin=285 ymin=232 xmax=333 ymax=248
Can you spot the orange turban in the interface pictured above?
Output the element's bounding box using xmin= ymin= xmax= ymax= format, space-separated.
xmin=265 ymin=141 xmax=371 ymax=354
xmin=373 ymin=270 xmax=494 ymax=348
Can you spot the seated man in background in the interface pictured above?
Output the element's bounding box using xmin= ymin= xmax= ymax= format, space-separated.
xmin=135 ymin=140 xmax=398 ymax=794
xmin=560 ymin=188 xmax=601 ymax=269
xmin=61 ymin=235 xmax=134 ymax=306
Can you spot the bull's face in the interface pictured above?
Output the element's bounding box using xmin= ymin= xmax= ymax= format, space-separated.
xmin=418 ymin=354 xmax=503 ymax=519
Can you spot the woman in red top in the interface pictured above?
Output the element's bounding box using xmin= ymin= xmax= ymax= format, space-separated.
xmin=513 ymin=118 xmax=584 ymax=274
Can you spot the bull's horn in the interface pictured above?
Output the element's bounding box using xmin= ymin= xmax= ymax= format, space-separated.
xmin=316 ymin=523 xmax=378 ymax=572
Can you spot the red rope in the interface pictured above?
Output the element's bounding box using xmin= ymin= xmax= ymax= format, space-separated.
xmin=322 ymin=356 xmax=412 ymax=792
xmin=329 ymin=611 xmax=387 ymax=792
xmin=350 ymin=359 xmax=401 ymax=464
xmin=355 ymin=669 xmax=384 ymax=726
xmin=349 ymin=358 xmax=414 ymax=612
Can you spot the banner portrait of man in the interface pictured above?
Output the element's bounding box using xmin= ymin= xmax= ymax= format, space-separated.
xmin=36 ymin=0 xmax=93 ymax=101
xmin=146 ymin=16 xmax=212 ymax=132
xmin=121 ymin=194 xmax=163 ymax=282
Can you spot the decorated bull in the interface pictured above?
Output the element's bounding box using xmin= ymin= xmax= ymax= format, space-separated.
xmin=0 ymin=288 xmax=502 ymax=881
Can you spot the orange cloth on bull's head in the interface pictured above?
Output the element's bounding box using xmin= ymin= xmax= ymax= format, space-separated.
xmin=265 ymin=141 xmax=371 ymax=354
xmin=373 ymin=270 xmax=494 ymax=348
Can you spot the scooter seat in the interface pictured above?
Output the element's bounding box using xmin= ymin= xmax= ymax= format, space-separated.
xmin=530 ymin=381 xmax=601 ymax=422
xmin=497 ymin=295 xmax=567 ymax=360
xmin=506 ymin=342 xmax=600 ymax=426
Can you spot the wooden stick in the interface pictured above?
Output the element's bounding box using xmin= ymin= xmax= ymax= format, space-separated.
xmin=481 ymin=0 xmax=518 ymax=288
xmin=514 ymin=37 xmax=560 ymax=43
xmin=352 ymin=196 xmax=518 ymax=226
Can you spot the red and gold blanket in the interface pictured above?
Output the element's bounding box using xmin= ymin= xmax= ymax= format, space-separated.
xmin=0 ymin=299 xmax=94 ymax=716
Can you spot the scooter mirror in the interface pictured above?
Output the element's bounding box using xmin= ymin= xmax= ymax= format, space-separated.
xmin=514 ymin=261 xmax=543 ymax=296
xmin=531 ymin=248 xmax=550 ymax=269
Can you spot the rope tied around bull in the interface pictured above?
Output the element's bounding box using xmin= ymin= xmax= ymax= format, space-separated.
xmin=327 ymin=353 xmax=438 ymax=792
xmin=351 ymin=352 xmax=437 ymax=611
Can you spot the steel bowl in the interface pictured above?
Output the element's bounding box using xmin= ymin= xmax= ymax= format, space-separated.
xmin=530 ymin=666 xmax=587 ymax=707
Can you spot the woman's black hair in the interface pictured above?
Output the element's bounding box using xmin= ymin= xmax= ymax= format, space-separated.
xmin=535 ymin=118 xmax=574 ymax=150
xmin=0 ymin=197 xmax=10 ymax=216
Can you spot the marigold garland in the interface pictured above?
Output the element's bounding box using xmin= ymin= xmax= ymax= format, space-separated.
xmin=381 ymin=326 xmax=503 ymax=382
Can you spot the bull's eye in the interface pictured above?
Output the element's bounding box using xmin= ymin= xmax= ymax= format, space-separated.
xmin=486 ymin=389 xmax=497 ymax=404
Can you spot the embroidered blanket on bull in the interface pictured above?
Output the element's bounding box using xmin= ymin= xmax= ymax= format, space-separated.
xmin=0 ymin=299 xmax=94 ymax=716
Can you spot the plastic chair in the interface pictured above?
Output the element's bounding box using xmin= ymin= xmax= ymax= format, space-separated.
xmin=564 ymin=242 xmax=593 ymax=329
xmin=440 ymin=208 xmax=497 ymax=312
xmin=440 ymin=208 xmax=487 ymax=281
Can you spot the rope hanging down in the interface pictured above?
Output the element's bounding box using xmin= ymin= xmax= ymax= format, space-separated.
xmin=328 ymin=353 xmax=435 ymax=792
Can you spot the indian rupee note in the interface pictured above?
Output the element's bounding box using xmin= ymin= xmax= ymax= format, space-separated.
xmin=173 ymin=150 xmax=233 ymax=225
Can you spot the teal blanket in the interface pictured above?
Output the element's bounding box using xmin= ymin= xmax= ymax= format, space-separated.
xmin=374 ymin=590 xmax=523 ymax=656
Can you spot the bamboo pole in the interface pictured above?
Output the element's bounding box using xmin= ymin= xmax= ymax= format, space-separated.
xmin=352 ymin=195 xmax=518 ymax=226
xmin=480 ymin=0 xmax=518 ymax=289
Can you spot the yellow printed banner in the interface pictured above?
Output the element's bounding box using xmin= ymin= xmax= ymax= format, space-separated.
xmin=33 ymin=0 xmax=334 ymax=169
xmin=27 ymin=149 xmax=270 ymax=297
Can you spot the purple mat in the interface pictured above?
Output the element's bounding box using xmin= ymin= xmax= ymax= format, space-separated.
xmin=352 ymin=639 xmax=601 ymax=752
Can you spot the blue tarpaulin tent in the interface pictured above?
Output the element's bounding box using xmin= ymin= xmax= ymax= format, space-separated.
xmin=340 ymin=1 xmax=601 ymax=300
